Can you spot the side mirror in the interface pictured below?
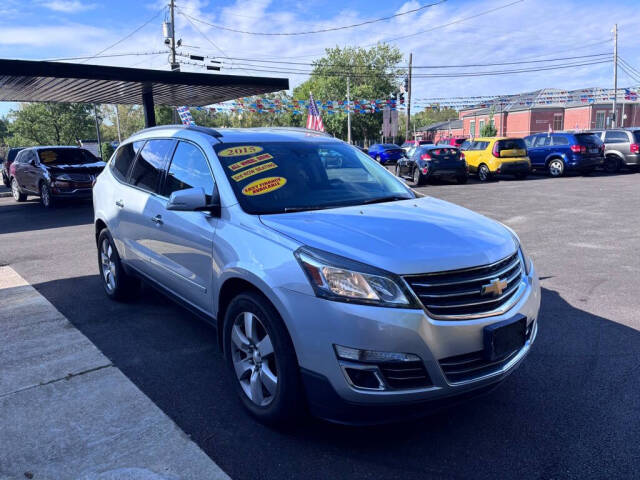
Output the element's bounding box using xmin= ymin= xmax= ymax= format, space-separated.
xmin=166 ymin=187 xmax=221 ymax=216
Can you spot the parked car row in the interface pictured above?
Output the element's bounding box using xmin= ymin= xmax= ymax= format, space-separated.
xmin=373 ymin=128 xmax=639 ymax=185
xmin=3 ymin=146 xmax=104 ymax=207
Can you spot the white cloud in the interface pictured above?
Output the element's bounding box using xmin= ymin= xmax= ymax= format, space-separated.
xmin=0 ymin=24 xmax=106 ymax=48
xmin=39 ymin=1 xmax=97 ymax=13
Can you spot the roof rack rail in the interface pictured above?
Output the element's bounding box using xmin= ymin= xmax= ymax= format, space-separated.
xmin=136 ymin=124 xmax=223 ymax=138
xmin=265 ymin=126 xmax=333 ymax=137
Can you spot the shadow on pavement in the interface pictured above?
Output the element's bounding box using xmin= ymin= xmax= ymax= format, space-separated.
xmin=0 ymin=199 xmax=93 ymax=235
xmin=31 ymin=276 xmax=640 ymax=480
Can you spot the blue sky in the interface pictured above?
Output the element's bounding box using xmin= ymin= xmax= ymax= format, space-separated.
xmin=1 ymin=0 xmax=640 ymax=117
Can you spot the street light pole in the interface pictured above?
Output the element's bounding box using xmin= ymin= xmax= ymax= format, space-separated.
xmin=406 ymin=52 xmax=412 ymax=141
xmin=114 ymin=105 xmax=121 ymax=143
xmin=612 ymin=23 xmax=618 ymax=128
xmin=347 ymin=76 xmax=352 ymax=144
xmin=169 ymin=0 xmax=179 ymax=72
xmin=93 ymin=104 xmax=102 ymax=159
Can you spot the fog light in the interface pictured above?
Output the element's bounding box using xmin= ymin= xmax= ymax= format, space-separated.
xmin=343 ymin=367 xmax=383 ymax=390
xmin=334 ymin=344 xmax=420 ymax=363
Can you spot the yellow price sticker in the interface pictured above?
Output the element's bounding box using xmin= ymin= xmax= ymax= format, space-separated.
xmin=232 ymin=162 xmax=278 ymax=182
xmin=241 ymin=176 xmax=287 ymax=196
xmin=218 ymin=145 xmax=263 ymax=157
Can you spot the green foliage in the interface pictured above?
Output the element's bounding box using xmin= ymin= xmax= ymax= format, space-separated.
xmin=101 ymin=142 xmax=115 ymax=160
xmin=7 ymin=103 xmax=95 ymax=147
xmin=0 ymin=116 xmax=8 ymax=144
xmin=293 ymin=44 xmax=405 ymax=144
xmin=480 ymin=121 xmax=497 ymax=137
xmin=99 ymin=105 xmax=145 ymax=142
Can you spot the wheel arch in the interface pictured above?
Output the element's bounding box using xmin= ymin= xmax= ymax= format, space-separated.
xmin=545 ymin=154 xmax=565 ymax=167
xmin=95 ymin=219 xmax=108 ymax=246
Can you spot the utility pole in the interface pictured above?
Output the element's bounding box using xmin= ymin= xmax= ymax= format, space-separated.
xmin=347 ymin=76 xmax=352 ymax=144
xmin=405 ymin=53 xmax=412 ymax=141
xmin=169 ymin=0 xmax=179 ymax=72
xmin=612 ymin=23 xmax=618 ymax=128
xmin=93 ymin=104 xmax=102 ymax=159
xmin=114 ymin=105 xmax=122 ymax=143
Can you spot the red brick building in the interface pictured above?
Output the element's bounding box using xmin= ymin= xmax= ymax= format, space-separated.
xmin=415 ymin=88 xmax=640 ymax=140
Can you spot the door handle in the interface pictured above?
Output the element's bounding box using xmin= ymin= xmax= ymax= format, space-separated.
xmin=151 ymin=215 xmax=163 ymax=226
xmin=115 ymin=200 xmax=124 ymax=208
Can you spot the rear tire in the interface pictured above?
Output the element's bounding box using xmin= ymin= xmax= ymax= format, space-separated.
xmin=224 ymin=291 xmax=304 ymax=426
xmin=548 ymin=158 xmax=564 ymax=177
xmin=97 ymin=229 xmax=140 ymax=301
xmin=477 ymin=164 xmax=491 ymax=182
xmin=604 ymin=155 xmax=621 ymax=173
xmin=2 ymin=172 xmax=10 ymax=188
xmin=413 ymin=167 xmax=425 ymax=186
xmin=11 ymin=178 xmax=27 ymax=202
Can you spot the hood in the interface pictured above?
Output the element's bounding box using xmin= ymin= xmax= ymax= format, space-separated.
xmin=260 ymin=197 xmax=517 ymax=275
xmin=47 ymin=160 xmax=105 ymax=175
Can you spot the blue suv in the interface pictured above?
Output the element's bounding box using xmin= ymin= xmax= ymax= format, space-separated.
xmin=524 ymin=132 xmax=604 ymax=177
xmin=367 ymin=144 xmax=405 ymax=165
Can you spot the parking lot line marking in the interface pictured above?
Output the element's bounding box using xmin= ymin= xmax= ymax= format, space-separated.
xmin=0 ymin=265 xmax=230 ymax=480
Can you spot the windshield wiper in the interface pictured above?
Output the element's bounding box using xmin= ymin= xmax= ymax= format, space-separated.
xmin=283 ymin=205 xmax=338 ymax=213
xmin=360 ymin=195 xmax=412 ymax=205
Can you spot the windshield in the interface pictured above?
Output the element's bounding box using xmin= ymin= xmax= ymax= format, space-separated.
xmin=214 ymin=141 xmax=414 ymax=214
xmin=37 ymin=148 xmax=98 ymax=165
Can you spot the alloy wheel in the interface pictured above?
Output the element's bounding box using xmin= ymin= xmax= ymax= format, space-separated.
xmin=11 ymin=179 xmax=20 ymax=200
xmin=100 ymin=238 xmax=117 ymax=293
xmin=478 ymin=165 xmax=489 ymax=181
xmin=230 ymin=311 xmax=278 ymax=407
xmin=413 ymin=168 xmax=421 ymax=185
xmin=549 ymin=159 xmax=564 ymax=177
xmin=41 ymin=184 xmax=50 ymax=207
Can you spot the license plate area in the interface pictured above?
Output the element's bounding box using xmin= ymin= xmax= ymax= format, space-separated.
xmin=483 ymin=316 xmax=527 ymax=361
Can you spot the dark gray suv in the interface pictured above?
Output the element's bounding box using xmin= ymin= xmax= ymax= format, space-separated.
xmin=589 ymin=129 xmax=640 ymax=172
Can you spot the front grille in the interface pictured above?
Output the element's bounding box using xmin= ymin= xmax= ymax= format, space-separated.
xmin=439 ymin=323 xmax=533 ymax=383
xmin=378 ymin=361 xmax=432 ymax=389
xmin=404 ymin=251 xmax=524 ymax=319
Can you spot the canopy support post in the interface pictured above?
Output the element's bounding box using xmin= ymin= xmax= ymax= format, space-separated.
xmin=142 ymin=86 xmax=156 ymax=127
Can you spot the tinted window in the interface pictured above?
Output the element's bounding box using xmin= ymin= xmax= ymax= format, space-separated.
xmin=476 ymin=141 xmax=490 ymax=150
xmin=604 ymin=130 xmax=629 ymax=143
xmin=552 ymin=135 xmax=569 ymax=146
xmin=7 ymin=149 xmax=23 ymax=163
xmin=633 ymin=131 xmax=640 ymax=143
xmin=129 ymin=139 xmax=175 ymax=193
xmin=213 ymin=141 xmax=413 ymax=215
xmin=383 ymin=144 xmax=399 ymax=149
xmin=575 ymin=133 xmax=603 ymax=145
xmin=497 ymin=139 xmax=526 ymax=150
xmin=164 ymin=142 xmax=214 ymax=200
xmin=111 ymin=141 xmax=144 ymax=182
xmin=37 ymin=148 xmax=97 ymax=165
xmin=460 ymin=140 xmax=471 ymax=150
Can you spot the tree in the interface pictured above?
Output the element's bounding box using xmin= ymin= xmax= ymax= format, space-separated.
xmin=400 ymin=108 xmax=459 ymax=141
xmin=0 ymin=116 xmax=8 ymax=144
xmin=7 ymin=103 xmax=95 ymax=147
xmin=99 ymin=105 xmax=145 ymax=142
xmin=293 ymin=44 xmax=405 ymax=144
xmin=480 ymin=112 xmax=498 ymax=137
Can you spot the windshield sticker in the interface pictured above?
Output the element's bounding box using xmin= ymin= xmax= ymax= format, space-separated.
xmin=228 ymin=153 xmax=273 ymax=171
xmin=232 ymin=161 xmax=278 ymax=182
xmin=241 ymin=176 xmax=287 ymax=196
xmin=39 ymin=151 xmax=58 ymax=163
xmin=218 ymin=145 xmax=263 ymax=157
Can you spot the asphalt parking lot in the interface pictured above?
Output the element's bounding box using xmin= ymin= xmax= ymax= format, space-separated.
xmin=1 ymin=171 xmax=639 ymax=479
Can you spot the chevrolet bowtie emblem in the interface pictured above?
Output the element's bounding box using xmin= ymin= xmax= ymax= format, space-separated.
xmin=482 ymin=278 xmax=508 ymax=297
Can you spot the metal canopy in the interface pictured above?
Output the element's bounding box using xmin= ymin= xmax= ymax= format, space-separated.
xmin=0 ymin=58 xmax=289 ymax=126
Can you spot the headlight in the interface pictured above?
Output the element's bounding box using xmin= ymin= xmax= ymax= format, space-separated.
xmin=295 ymin=247 xmax=418 ymax=308
xmin=503 ymin=224 xmax=532 ymax=276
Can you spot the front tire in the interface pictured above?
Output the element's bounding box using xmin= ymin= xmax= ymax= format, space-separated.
xmin=477 ymin=164 xmax=491 ymax=182
xmin=375 ymin=155 xmax=382 ymax=163
xmin=548 ymin=158 xmax=564 ymax=177
xmin=97 ymin=229 xmax=140 ymax=301
xmin=224 ymin=292 xmax=303 ymax=425
xmin=40 ymin=182 xmax=54 ymax=208
xmin=2 ymin=172 xmax=10 ymax=188
xmin=11 ymin=178 xmax=27 ymax=202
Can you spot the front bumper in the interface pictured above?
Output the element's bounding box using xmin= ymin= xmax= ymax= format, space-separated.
xmin=51 ymin=186 xmax=93 ymax=198
xmin=278 ymin=263 xmax=541 ymax=423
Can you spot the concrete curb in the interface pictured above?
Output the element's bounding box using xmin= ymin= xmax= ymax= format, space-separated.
xmin=0 ymin=191 xmax=11 ymax=198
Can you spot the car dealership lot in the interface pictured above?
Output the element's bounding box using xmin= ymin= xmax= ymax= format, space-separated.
xmin=0 ymin=172 xmax=638 ymax=479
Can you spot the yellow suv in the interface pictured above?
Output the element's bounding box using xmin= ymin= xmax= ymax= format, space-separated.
xmin=461 ymin=137 xmax=531 ymax=181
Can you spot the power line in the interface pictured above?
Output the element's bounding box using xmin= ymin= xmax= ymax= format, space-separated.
xmin=177 ymin=1 xmax=445 ymax=36
xmin=80 ymin=7 xmax=165 ymax=63
xmin=618 ymin=57 xmax=640 ymax=77
xmin=221 ymin=59 xmax=611 ymax=78
xmin=201 ymin=52 xmax=610 ymax=69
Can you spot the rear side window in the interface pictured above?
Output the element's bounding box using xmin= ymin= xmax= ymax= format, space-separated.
xmin=551 ymin=135 xmax=569 ymax=146
xmin=111 ymin=141 xmax=144 ymax=182
xmin=164 ymin=142 xmax=215 ymax=201
xmin=576 ymin=133 xmax=603 ymax=145
xmin=534 ymin=135 xmax=551 ymax=147
xmin=604 ymin=131 xmax=629 ymax=143
xmin=633 ymin=131 xmax=640 ymax=143
xmin=476 ymin=141 xmax=490 ymax=150
xmin=129 ymin=139 xmax=175 ymax=193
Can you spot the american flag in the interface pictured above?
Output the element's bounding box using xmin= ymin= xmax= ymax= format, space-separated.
xmin=306 ymin=92 xmax=325 ymax=132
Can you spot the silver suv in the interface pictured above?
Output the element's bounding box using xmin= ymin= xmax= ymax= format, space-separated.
xmin=93 ymin=125 xmax=541 ymax=425
xmin=590 ymin=129 xmax=640 ymax=172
